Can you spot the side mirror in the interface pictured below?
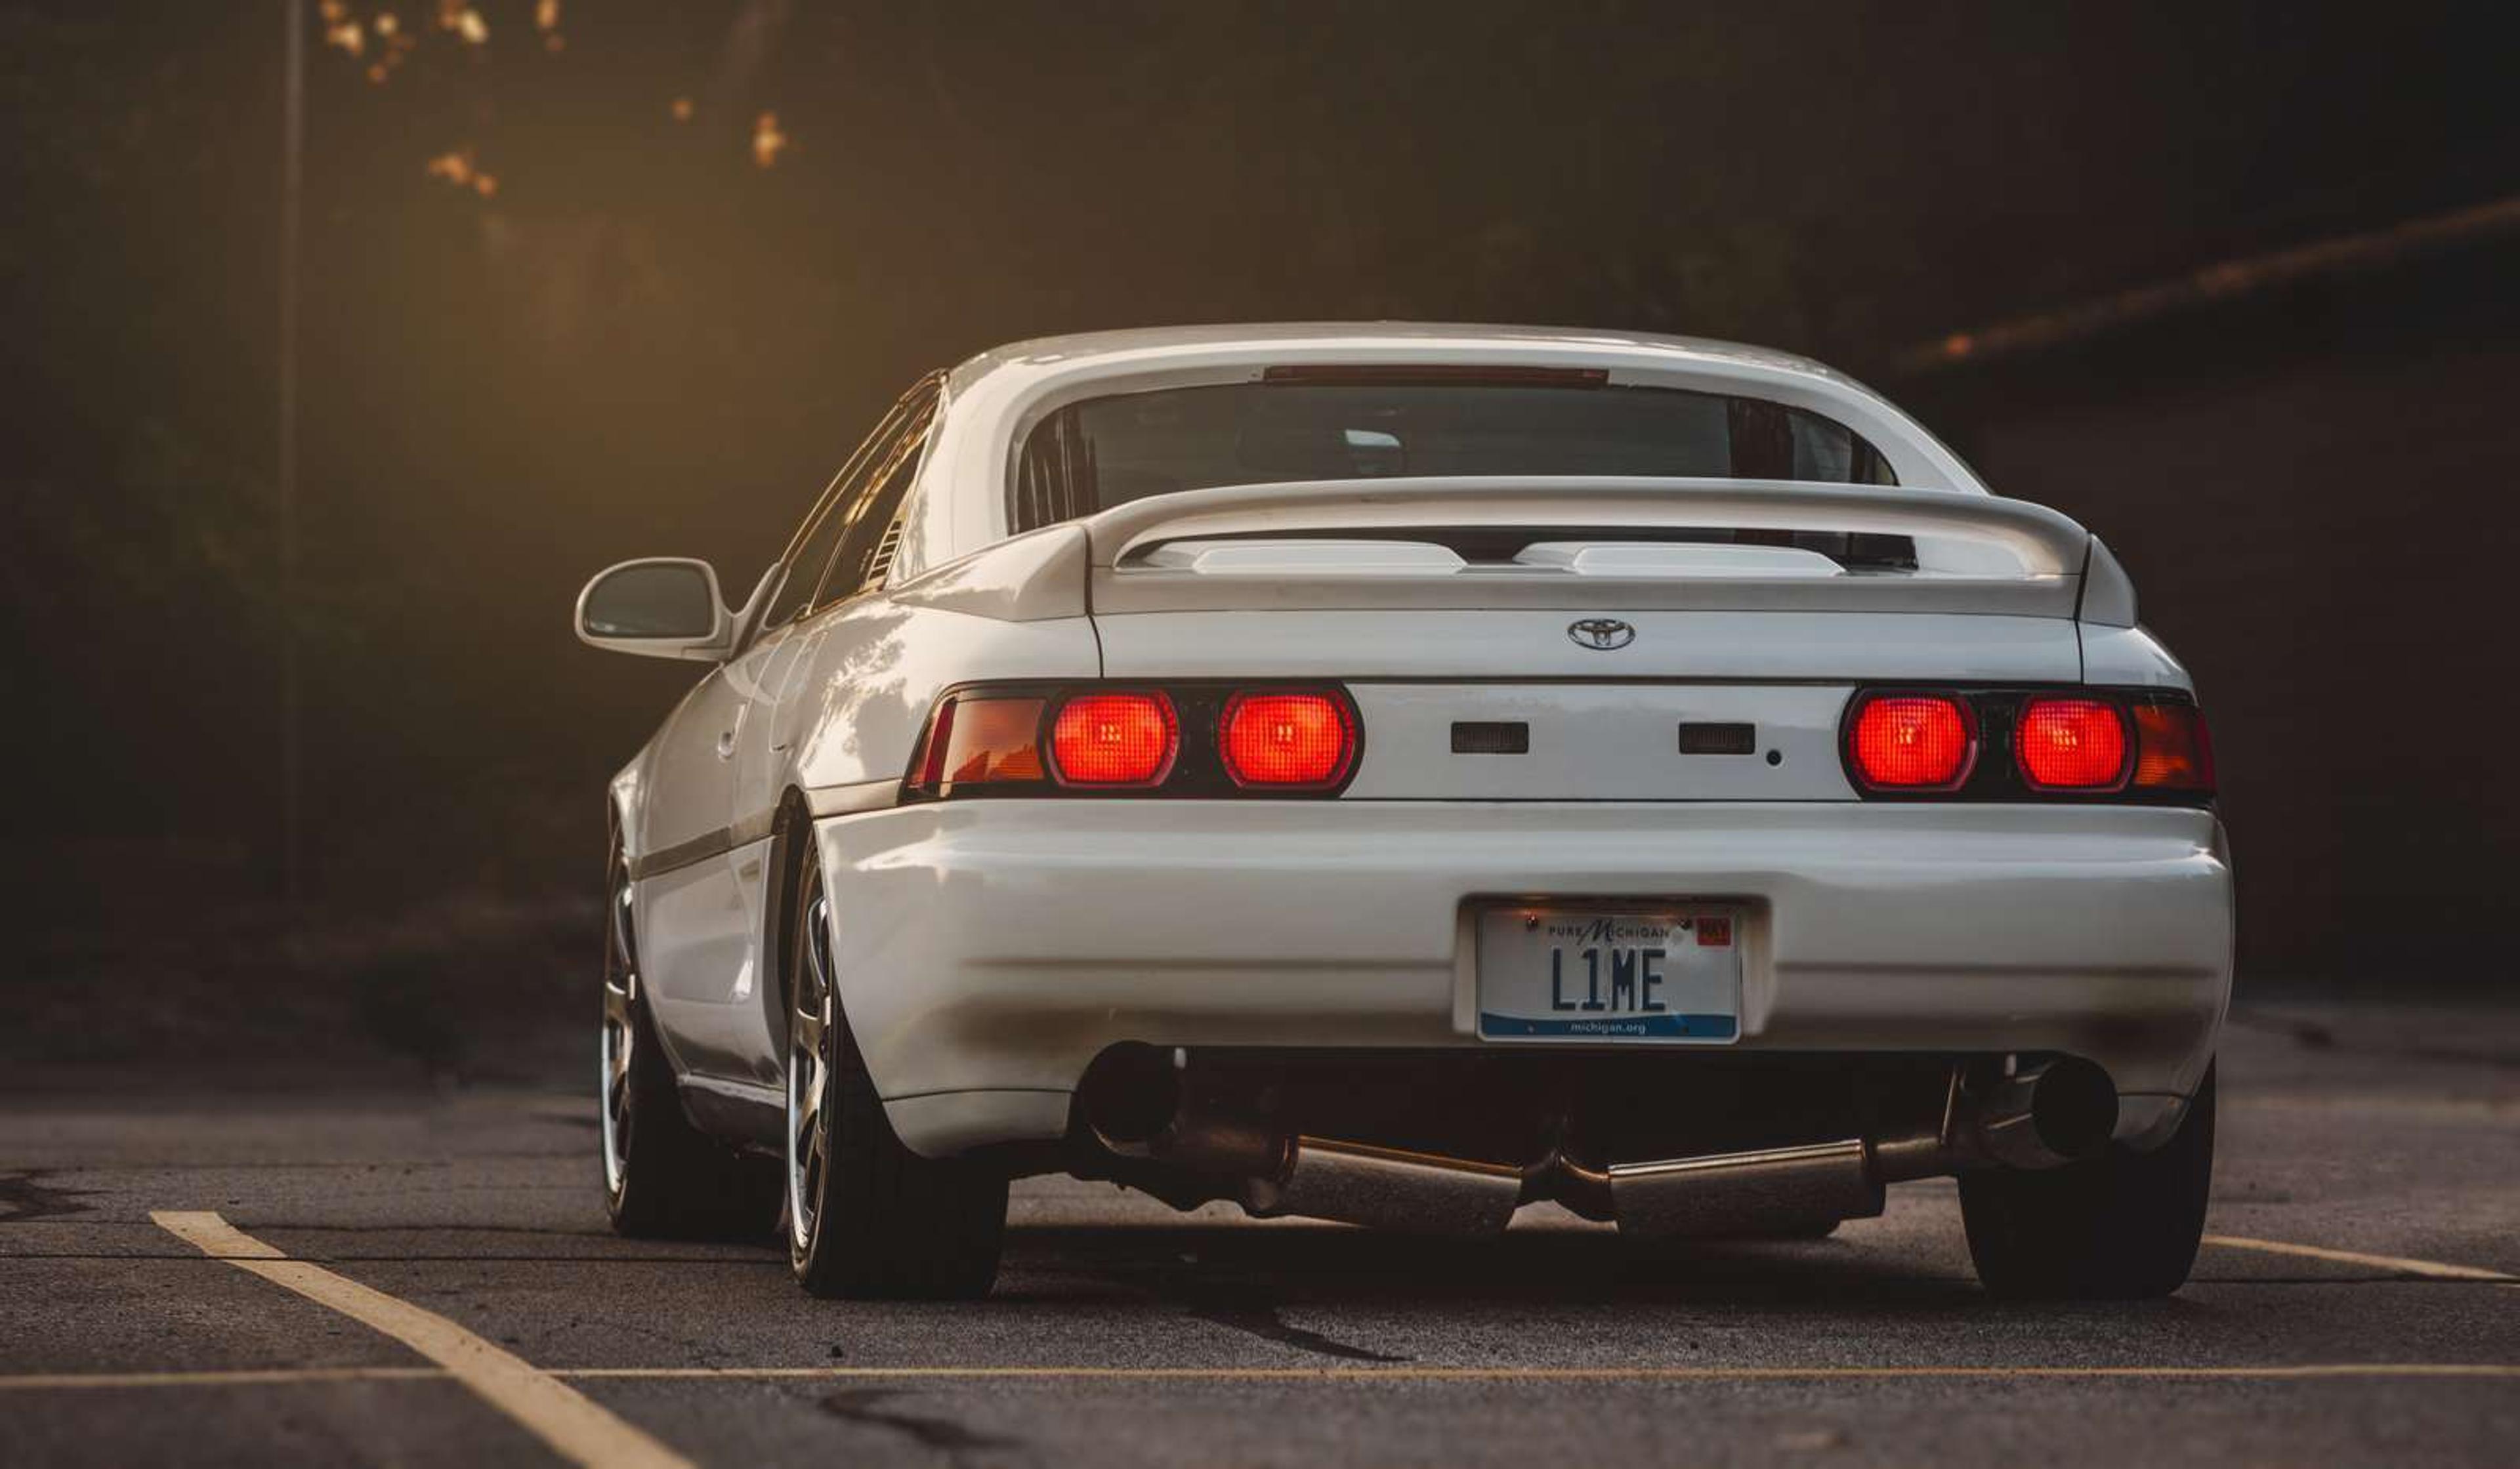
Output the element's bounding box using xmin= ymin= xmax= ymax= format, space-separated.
xmin=574 ymin=558 xmax=733 ymax=661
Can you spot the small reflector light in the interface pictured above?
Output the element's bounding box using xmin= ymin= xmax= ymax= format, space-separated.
xmin=1050 ymin=692 xmax=1177 ymax=787
xmin=1847 ymin=693 xmax=1974 ymax=789
xmin=2016 ymin=698 xmax=2130 ymax=790
xmin=1221 ymin=691 xmax=1357 ymax=788
xmin=2132 ymin=703 xmax=2216 ymax=793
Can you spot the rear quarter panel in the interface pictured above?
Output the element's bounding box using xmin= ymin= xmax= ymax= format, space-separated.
xmin=780 ymin=597 xmax=1102 ymax=797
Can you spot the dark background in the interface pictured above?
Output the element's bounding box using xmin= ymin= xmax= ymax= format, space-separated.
xmin=5 ymin=1 xmax=2514 ymax=1076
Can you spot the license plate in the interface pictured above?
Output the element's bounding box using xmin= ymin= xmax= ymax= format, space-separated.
xmin=1475 ymin=903 xmax=1742 ymax=1043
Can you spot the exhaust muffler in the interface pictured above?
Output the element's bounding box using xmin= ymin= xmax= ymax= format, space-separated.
xmin=1250 ymin=1136 xmax=1524 ymax=1237
xmin=1081 ymin=1046 xmax=2119 ymax=1239
xmin=1605 ymin=1138 xmax=1884 ymax=1238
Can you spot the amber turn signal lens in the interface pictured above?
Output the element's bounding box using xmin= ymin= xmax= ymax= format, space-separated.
xmin=1049 ymin=692 xmax=1178 ymax=787
xmin=2016 ymin=697 xmax=2130 ymax=790
xmin=1847 ymin=693 xmax=1974 ymax=789
xmin=904 ymin=695 xmax=1047 ymax=795
xmin=1219 ymin=691 xmax=1358 ymax=788
xmin=2132 ymin=702 xmax=2216 ymax=793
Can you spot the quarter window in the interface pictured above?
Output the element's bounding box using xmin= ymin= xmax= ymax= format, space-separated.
xmin=812 ymin=391 xmax=934 ymax=609
xmin=759 ymin=375 xmax=938 ymax=629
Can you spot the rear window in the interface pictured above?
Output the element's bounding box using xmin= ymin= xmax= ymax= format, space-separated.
xmin=1014 ymin=375 xmax=1897 ymax=529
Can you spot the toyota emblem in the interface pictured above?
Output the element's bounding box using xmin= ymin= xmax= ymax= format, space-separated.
xmin=1567 ymin=617 xmax=1637 ymax=651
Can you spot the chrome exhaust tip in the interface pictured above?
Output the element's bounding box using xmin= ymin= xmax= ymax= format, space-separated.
xmin=1973 ymin=1056 xmax=2119 ymax=1170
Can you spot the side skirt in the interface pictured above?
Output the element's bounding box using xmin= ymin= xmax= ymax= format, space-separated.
xmin=677 ymin=1073 xmax=786 ymax=1152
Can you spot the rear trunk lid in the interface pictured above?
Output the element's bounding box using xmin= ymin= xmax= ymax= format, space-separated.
xmin=1082 ymin=477 xmax=2095 ymax=801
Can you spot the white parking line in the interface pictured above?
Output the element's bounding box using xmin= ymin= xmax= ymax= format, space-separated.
xmin=150 ymin=1211 xmax=693 ymax=1469
xmin=2204 ymin=1235 xmax=2517 ymax=1283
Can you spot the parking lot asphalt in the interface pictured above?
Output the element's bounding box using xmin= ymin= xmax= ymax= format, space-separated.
xmin=3 ymin=1002 xmax=2515 ymax=1468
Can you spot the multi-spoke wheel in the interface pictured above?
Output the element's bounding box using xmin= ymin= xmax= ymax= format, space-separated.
xmin=600 ymin=868 xmax=641 ymax=1203
xmin=785 ymin=884 xmax=839 ymax=1252
xmin=784 ymin=858 xmax=1006 ymax=1299
xmin=600 ymin=838 xmax=779 ymax=1240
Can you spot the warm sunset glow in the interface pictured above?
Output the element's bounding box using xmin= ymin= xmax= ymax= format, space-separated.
xmin=436 ymin=2 xmax=487 ymax=45
xmin=752 ymin=112 xmax=788 ymax=169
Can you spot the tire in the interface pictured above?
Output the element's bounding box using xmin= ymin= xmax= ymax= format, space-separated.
xmin=602 ymin=842 xmax=782 ymax=1241
xmin=1960 ymin=1061 xmax=2217 ymax=1300
xmin=785 ymin=858 xmax=1006 ymax=1300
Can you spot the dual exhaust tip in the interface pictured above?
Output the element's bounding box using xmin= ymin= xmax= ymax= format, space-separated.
xmin=1082 ymin=1049 xmax=2118 ymax=1239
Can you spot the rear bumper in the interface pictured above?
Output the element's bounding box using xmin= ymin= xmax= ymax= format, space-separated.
xmin=812 ymin=800 xmax=2232 ymax=1157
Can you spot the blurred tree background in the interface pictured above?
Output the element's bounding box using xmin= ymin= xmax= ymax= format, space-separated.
xmin=3 ymin=1 xmax=2513 ymax=1073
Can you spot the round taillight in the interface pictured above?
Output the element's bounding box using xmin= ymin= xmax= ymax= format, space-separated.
xmin=1847 ymin=693 xmax=1975 ymax=790
xmin=1049 ymin=692 xmax=1177 ymax=787
xmin=2016 ymin=697 xmax=2130 ymax=790
xmin=1219 ymin=691 xmax=1357 ymax=789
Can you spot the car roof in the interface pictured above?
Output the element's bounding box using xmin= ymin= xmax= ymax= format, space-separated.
xmin=914 ymin=322 xmax=1989 ymax=528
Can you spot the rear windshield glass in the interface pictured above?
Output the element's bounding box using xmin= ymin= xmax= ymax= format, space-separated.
xmin=1014 ymin=378 xmax=1896 ymax=529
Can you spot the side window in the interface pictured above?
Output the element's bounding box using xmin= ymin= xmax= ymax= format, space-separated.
xmin=810 ymin=386 xmax=936 ymax=609
xmin=757 ymin=376 xmax=936 ymax=630
xmin=761 ymin=495 xmax=853 ymax=631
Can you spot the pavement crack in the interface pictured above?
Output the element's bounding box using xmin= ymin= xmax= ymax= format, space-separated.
xmin=1075 ymin=1254 xmax=1412 ymax=1362
xmin=1180 ymin=1283 xmax=1410 ymax=1363
xmin=0 ymin=1172 xmax=98 ymax=1223
xmin=818 ymin=1387 xmax=1023 ymax=1460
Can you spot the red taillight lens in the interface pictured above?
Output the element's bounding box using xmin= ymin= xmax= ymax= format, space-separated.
xmin=2016 ymin=697 xmax=2131 ymax=790
xmin=904 ymin=695 xmax=1046 ymax=796
xmin=1050 ymin=692 xmax=1178 ymax=787
xmin=1847 ymin=694 xmax=1975 ymax=789
xmin=1219 ymin=690 xmax=1358 ymax=788
xmin=2132 ymin=703 xmax=2216 ymax=793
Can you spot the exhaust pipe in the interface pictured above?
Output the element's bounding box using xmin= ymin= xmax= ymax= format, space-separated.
xmin=1081 ymin=1046 xmax=2118 ymax=1239
xmin=1080 ymin=1047 xmax=1521 ymax=1235
xmin=1871 ymin=1056 xmax=2120 ymax=1181
xmin=1564 ymin=1057 xmax=2121 ymax=1237
xmin=1969 ymin=1055 xmax=2119 ymax=1170
xmin=1250 ymin=1137 xmax=1523 ymax=1237
xmin=1607 ymin=1138 xmax=1883 ymax=1238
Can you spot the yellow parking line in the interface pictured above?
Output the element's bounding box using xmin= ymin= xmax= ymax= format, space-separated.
xmin=150 ymin=1211 xmax=692 ymax=1469
xmin=557 ymin=1363 xmax=2520 ymax=1382
xmin=0 ymin=1367 xmax=444 ymax=1391
xmin=7 ymin=1362 xmax=2516 ymax=1392
xmin=2204 ymin=1235 xmax=2517 ymax=1283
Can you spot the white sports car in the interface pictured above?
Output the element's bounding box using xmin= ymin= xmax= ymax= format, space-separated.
xmin=576 ymin=324 xmax=2230 ymax=1301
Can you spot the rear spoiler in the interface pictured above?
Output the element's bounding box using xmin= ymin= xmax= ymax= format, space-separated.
xmin=1078 ymin=477 xmax=2134 ymax=623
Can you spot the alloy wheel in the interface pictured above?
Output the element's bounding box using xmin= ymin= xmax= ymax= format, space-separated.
xmin=786 ymin=881 xmax=836 ymax=1254
xmin=600 ymin=860 xmax=638 ymax=1202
